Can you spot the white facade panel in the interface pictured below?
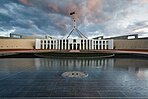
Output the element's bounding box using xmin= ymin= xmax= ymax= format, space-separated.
xmin=35 ymin=39 xmax=41 ymax=49
xmin=35 ymin=38 xmax=114 ymax=50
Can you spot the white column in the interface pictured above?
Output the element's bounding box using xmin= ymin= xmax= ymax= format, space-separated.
xmin=46 ymin=40 xmax=48 ymax=49
xmin=65 ymin=39 xmax=66 ymax=50
xmin=101 ymin=40 xmax=103 ymax=50
xmin=96 ymin=40 xmax=98 ymax=50
xmin=57 ymin=40 xmax=58 ymax=49
xmin=105 ymin=40 xmax=107 ymax=50
xmin=58 ymin=40 xmax=60 ymax=49
xmin=80 ymin=40 xmax=81 ymax=50
xmin=91 ymin=40 xmax=94 ymax=50
xmin=83 ymin=39 xmax=85 ymax=50
xmin=42 ymin=40 xmax=44 ymax=49
xmin=61 ymin=40 xmax=63 ymax=50
xmin=58 ymin=39 xmax=61 ymax=50
xmin=68 ymin=40 xmax=70 ymax=50
xmin=86 ymin=40 xmax=88 ymax=50
xmin=55 ymin=40 xmax=57 ymax=49
xmin=96 ymin=40 xmax=97 ymax=50
xmin=53 ymin=40 xmax=54 ymax=49
xmin=44 ymin=40 xmax=46 ymax=49
xmin=55 ymin=40 xmax=56 ymax=49
xmin=47 ymin=40 xmax=49 ymax=49
xmin=54 ymin=40 xmax=56 ymax=49
xmin=87 ymin=40 xmax=89 ymax=50
xmin=72 ymin=42 xmax=73 ymax=50
xmin=98 ymin=40 xmax=100 ymax=50
xmin=54 ymin=40 xmax=55 ymax=50
xmin=100 ymin=41 xmax=101 ymax=50
xmin=89 ymin=40 xmax=90 ymax=50
xmin=49 ymin=40 xmax=51 ymax=49
xmin=40 ymin=40 xmax=42 ymax=49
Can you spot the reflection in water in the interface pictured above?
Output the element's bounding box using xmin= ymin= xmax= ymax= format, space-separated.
xmin=34 ymin=58 xmax=114 ymax=71
xmin=0 ymin=58 xmax=148 ymax=75
xmin=34 ymin=58 xmax=148 ymax=80
xmin=135 ymin=67 xmax=144 ymax=78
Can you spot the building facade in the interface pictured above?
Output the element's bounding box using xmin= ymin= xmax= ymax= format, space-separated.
xmin=0 ymin=39 xmax=35 ymax=49
xmin=35 ymin=39 xmax=114 ymax=50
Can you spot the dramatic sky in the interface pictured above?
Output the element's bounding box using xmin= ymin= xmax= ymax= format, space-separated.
xmin=0 ymin=0 xmax=148 ymax=38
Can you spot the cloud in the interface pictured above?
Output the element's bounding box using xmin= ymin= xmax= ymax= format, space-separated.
xmin=0 ymin=0 xmax=148 ymax=38
xmin=19 ymin=0 xmax=32 ymax=6
xmin=140 ymin=0 xmax=148 ymax=4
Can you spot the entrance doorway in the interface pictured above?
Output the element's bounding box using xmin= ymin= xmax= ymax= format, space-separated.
xmin=70 ymin=44 xmax=72 ymax=50
xmin=77 ymin=44 xmax=80 ymax=50
xmin=73 ymin=44 xmax=76 ymax=50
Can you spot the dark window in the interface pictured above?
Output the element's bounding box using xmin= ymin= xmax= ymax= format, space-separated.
xmin=107 ymin=45 xmax=109 ymax=50
xmin=73 ymin=39 xmax=76 ymax=42
xmin=96 ymin=41 xmax=98 ymax=43
xmin=100 ymin=45 xmax=102 ymax=49
xmin=70 ymin=44 xmax=72 ymax=50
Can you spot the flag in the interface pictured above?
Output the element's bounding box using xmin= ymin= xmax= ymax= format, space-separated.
xmin=70 ymin=12 xmax=75 ymax=15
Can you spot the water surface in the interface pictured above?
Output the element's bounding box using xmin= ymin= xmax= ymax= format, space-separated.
xmin=0 ymin=58 xmax=148 ymax=98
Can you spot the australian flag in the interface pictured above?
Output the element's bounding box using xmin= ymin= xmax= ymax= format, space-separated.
xmin=70 ymin=12 xmax=75 ymax=15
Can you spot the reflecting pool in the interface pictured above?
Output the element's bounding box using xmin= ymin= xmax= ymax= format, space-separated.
xmin=0 ymin=58 xmax=148 ymax=98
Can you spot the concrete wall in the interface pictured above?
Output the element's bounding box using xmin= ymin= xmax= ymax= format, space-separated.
xmin=0 ymin=39 xmax=35 ymax=49
xmin=114 ymin=40 xmax=148 ymax=50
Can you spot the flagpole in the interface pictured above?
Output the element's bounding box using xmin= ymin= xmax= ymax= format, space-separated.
xmin=73 ymin=19 xmax=76 ymax=29
xmin=64 ymin=11 xmax=87 ymax=38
